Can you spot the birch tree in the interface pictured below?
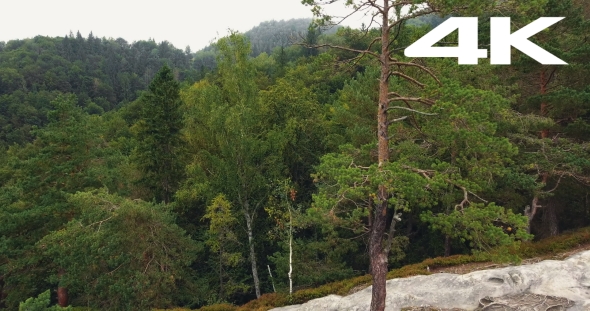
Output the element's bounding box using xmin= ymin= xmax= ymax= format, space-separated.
xmin=179 ymin=33 xmax=284 ymax=299
xmin=265 ymin=181 xmax=299 ymax=295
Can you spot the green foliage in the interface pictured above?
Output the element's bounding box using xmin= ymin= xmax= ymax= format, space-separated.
xmin=179 ymin=32 xmax=284 ymax=302
xmin=0 ymin=93 xmax=125 ymax=309
xmin=131 ymin=65 xmax=185 ymax=204
xmin=204 ymin=195 xmax=239 ymax=256
xmin=1 ymin=5 xmax=589 ymax=310
xmin=0 ymin=35 xmax=196 ymax=147
xmin=202 ymin=195 xmax=248 ymax=301
xmin=422 ymin=203 xmax=530 ymax=251
xmin=39 ymin=189 xmax=199 ymax=310
xmin=19 ymin=290 xmax=72 ymax=311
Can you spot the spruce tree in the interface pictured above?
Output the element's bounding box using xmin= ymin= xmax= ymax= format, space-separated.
xmin=132 ymin=65 xmax=184 ymax=204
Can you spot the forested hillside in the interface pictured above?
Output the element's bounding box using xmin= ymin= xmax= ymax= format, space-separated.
xmin=1 ymin=1 xmax=589 ymax=310
xmin=0 ymin=32 xmax=198 ymax=147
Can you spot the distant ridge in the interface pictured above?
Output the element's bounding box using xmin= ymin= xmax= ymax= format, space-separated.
xmin=192 ymin=18 xmax=340 ymax=72
xmin=245 ymin=18 xmax=314 ymax=56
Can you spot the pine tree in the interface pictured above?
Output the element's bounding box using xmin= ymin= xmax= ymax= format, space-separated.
xmin=132 ymin=65 xmax=184 ymax=204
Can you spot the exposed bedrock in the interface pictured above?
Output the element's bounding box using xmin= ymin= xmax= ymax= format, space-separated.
xmin=271 ymin=250 xmax=590 ymax=311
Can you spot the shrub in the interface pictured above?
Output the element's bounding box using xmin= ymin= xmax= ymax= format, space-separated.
xmin=196 ymin=303 xmax=238 ymax=311
xmin=19 ymin=290 xmax=72 ymax=311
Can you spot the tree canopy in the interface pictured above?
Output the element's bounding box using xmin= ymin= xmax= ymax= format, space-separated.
xmin=0 ymin=5 xmax=589 ymax=310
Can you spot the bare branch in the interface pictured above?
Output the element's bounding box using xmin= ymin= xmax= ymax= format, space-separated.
xmin=87 ymin=215 xmax=114 ymax=232
xmin=322 ymin=1 xmax=374 ymax=27
xmin=383 ymin=212 xmax=401 ymax=254
xmin=366 ymin=36 xmax=383 ymax=52
xmin=366 ymin=0 xmax=384 ymax=13
xmin=107 ymin=262 xmax=125 ymax=275
xmin=386 ymin=105 xmax=437 ymax=115
xmin=388 ymin=115 xmax=409 ymax=123
xmin=401 ymin=165 xmax=488 ymax=210
xmin=390 ymin=60 xmax=443 ymax=86
xmin=387 ymin=6 xmax=438 ymax=32
xmin=454 ymin=184 xmax=470 ymax=212
xmin=401 ymin=165 xmax=434 ymax=180
xmin=303 ymin=43 xmax=381 ymax=61
xmin=143 ymin=254 xmax=155 ymax=274
xmin=387 ymin=96 xmax=436 ymax=107
xmin=389 ymin=71 xmax=426 ymax=88
xmin=446 ymin=179 xmax=488 ymax=212
xmin=546 ymin=173 xmax=564 ymax=193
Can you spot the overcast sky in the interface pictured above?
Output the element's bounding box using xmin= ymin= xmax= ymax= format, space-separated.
xmin=0 ymin=0 xmax=333 ymax=51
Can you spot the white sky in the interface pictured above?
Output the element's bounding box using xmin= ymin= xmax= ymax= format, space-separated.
xmin=0 ymin=0 xmax=330 ymax=51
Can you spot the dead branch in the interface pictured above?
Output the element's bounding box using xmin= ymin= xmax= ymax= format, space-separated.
xmin=384 ymin=212 xmax=401 ymax=254
xmin=389 ymin=60 xmax=443 ymax=86
xmin=143 ymin=254 xmax=155 ymax=274
xmin=387 ymin=95 xmax=436 ymax=107
xmin=546 ymin=172 xmax=564 ymax=193
xmin=388 ymin=115 xmax=409 ymax=124
xmin=401 ymin=165 xmax=435 ymax=180
xmin=366 ymin=0 xmax=385 ymax=13
xmin=386 ymin=6 xmax=438 ymax=32
xmin=87 ymin=215 xmax=114 ymax=232
xmin=107 ymin=262 xmax=125 ymax=275
xmin=389 ymin=71 xmax=426 ymax=88
xmin=401 ymin=165 xmax=488 ymax=210
xmin=454 ymin=184 xmax=470 ymax=212
xmin=304 ymin=43 xmax=381 ymax=61
xmin=386 ymin=105 xmax=437 ymax=115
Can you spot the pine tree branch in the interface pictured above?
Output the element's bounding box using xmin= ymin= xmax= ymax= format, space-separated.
xmin=385 ymin=105 xmax=437 ymax=115
xmin=389 ymin=60 xmax=443 ymax=86
xmin=303 ymin=43 xmax=381 ymax=61
xmin=389 ymin=71 xmax=426 ymax=88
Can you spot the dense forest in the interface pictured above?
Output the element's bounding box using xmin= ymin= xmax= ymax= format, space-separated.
xmin=1 ymin=0 xmax=589 ymax=310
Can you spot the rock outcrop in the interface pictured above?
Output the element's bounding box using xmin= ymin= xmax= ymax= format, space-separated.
xmin=271 ymin=250 xmax=590 ymax=311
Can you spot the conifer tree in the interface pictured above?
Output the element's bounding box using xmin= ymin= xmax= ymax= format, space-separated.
xmin=301 ymin=1 xmax=530 ymax=310
xmin=132 ymin=65 xmax=184 ymax=204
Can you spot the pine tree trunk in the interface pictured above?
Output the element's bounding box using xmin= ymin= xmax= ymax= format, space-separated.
xmin=586 ymin=192 xmax=589 ymax=225
xmin=0 ymin=275 xmax=6 ymax=309
xmin=527 ymin=69 xmax=551 ymax=234
xmin=57 ymin=287 xmax=68 ymax=307
xmin=538 ymin=69 xmax=561 ymax=237
xmin=57 ymin=269 xmax=68 ymax=307
xmin=444 ymin=235 xmax=452 ymax=257
xmin=542 ymin=201 xmax=559 ymax=237
xmin=369 ymin=198 xmax=389 ymax=311
xmin=526 ymin=196 xmax=541 ymax=234
xmin=369 ymin=1 xmax=391 ymax=310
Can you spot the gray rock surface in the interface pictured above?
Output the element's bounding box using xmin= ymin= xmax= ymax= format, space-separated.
xmin=271 ymin=250 xmax=590 ymax=311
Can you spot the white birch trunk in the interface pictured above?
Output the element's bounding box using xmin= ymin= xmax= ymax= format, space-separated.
xmin=244 ymin=208 xmax=261 ymax=298
xmin=288 ymin=207 xmax=293 ymax=295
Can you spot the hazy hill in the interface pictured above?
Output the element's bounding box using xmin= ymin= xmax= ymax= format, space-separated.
xmin=192 ymin=18 xmax=340 ymax=71
xmin=246 ymin=18 xmax=315 ymax=56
